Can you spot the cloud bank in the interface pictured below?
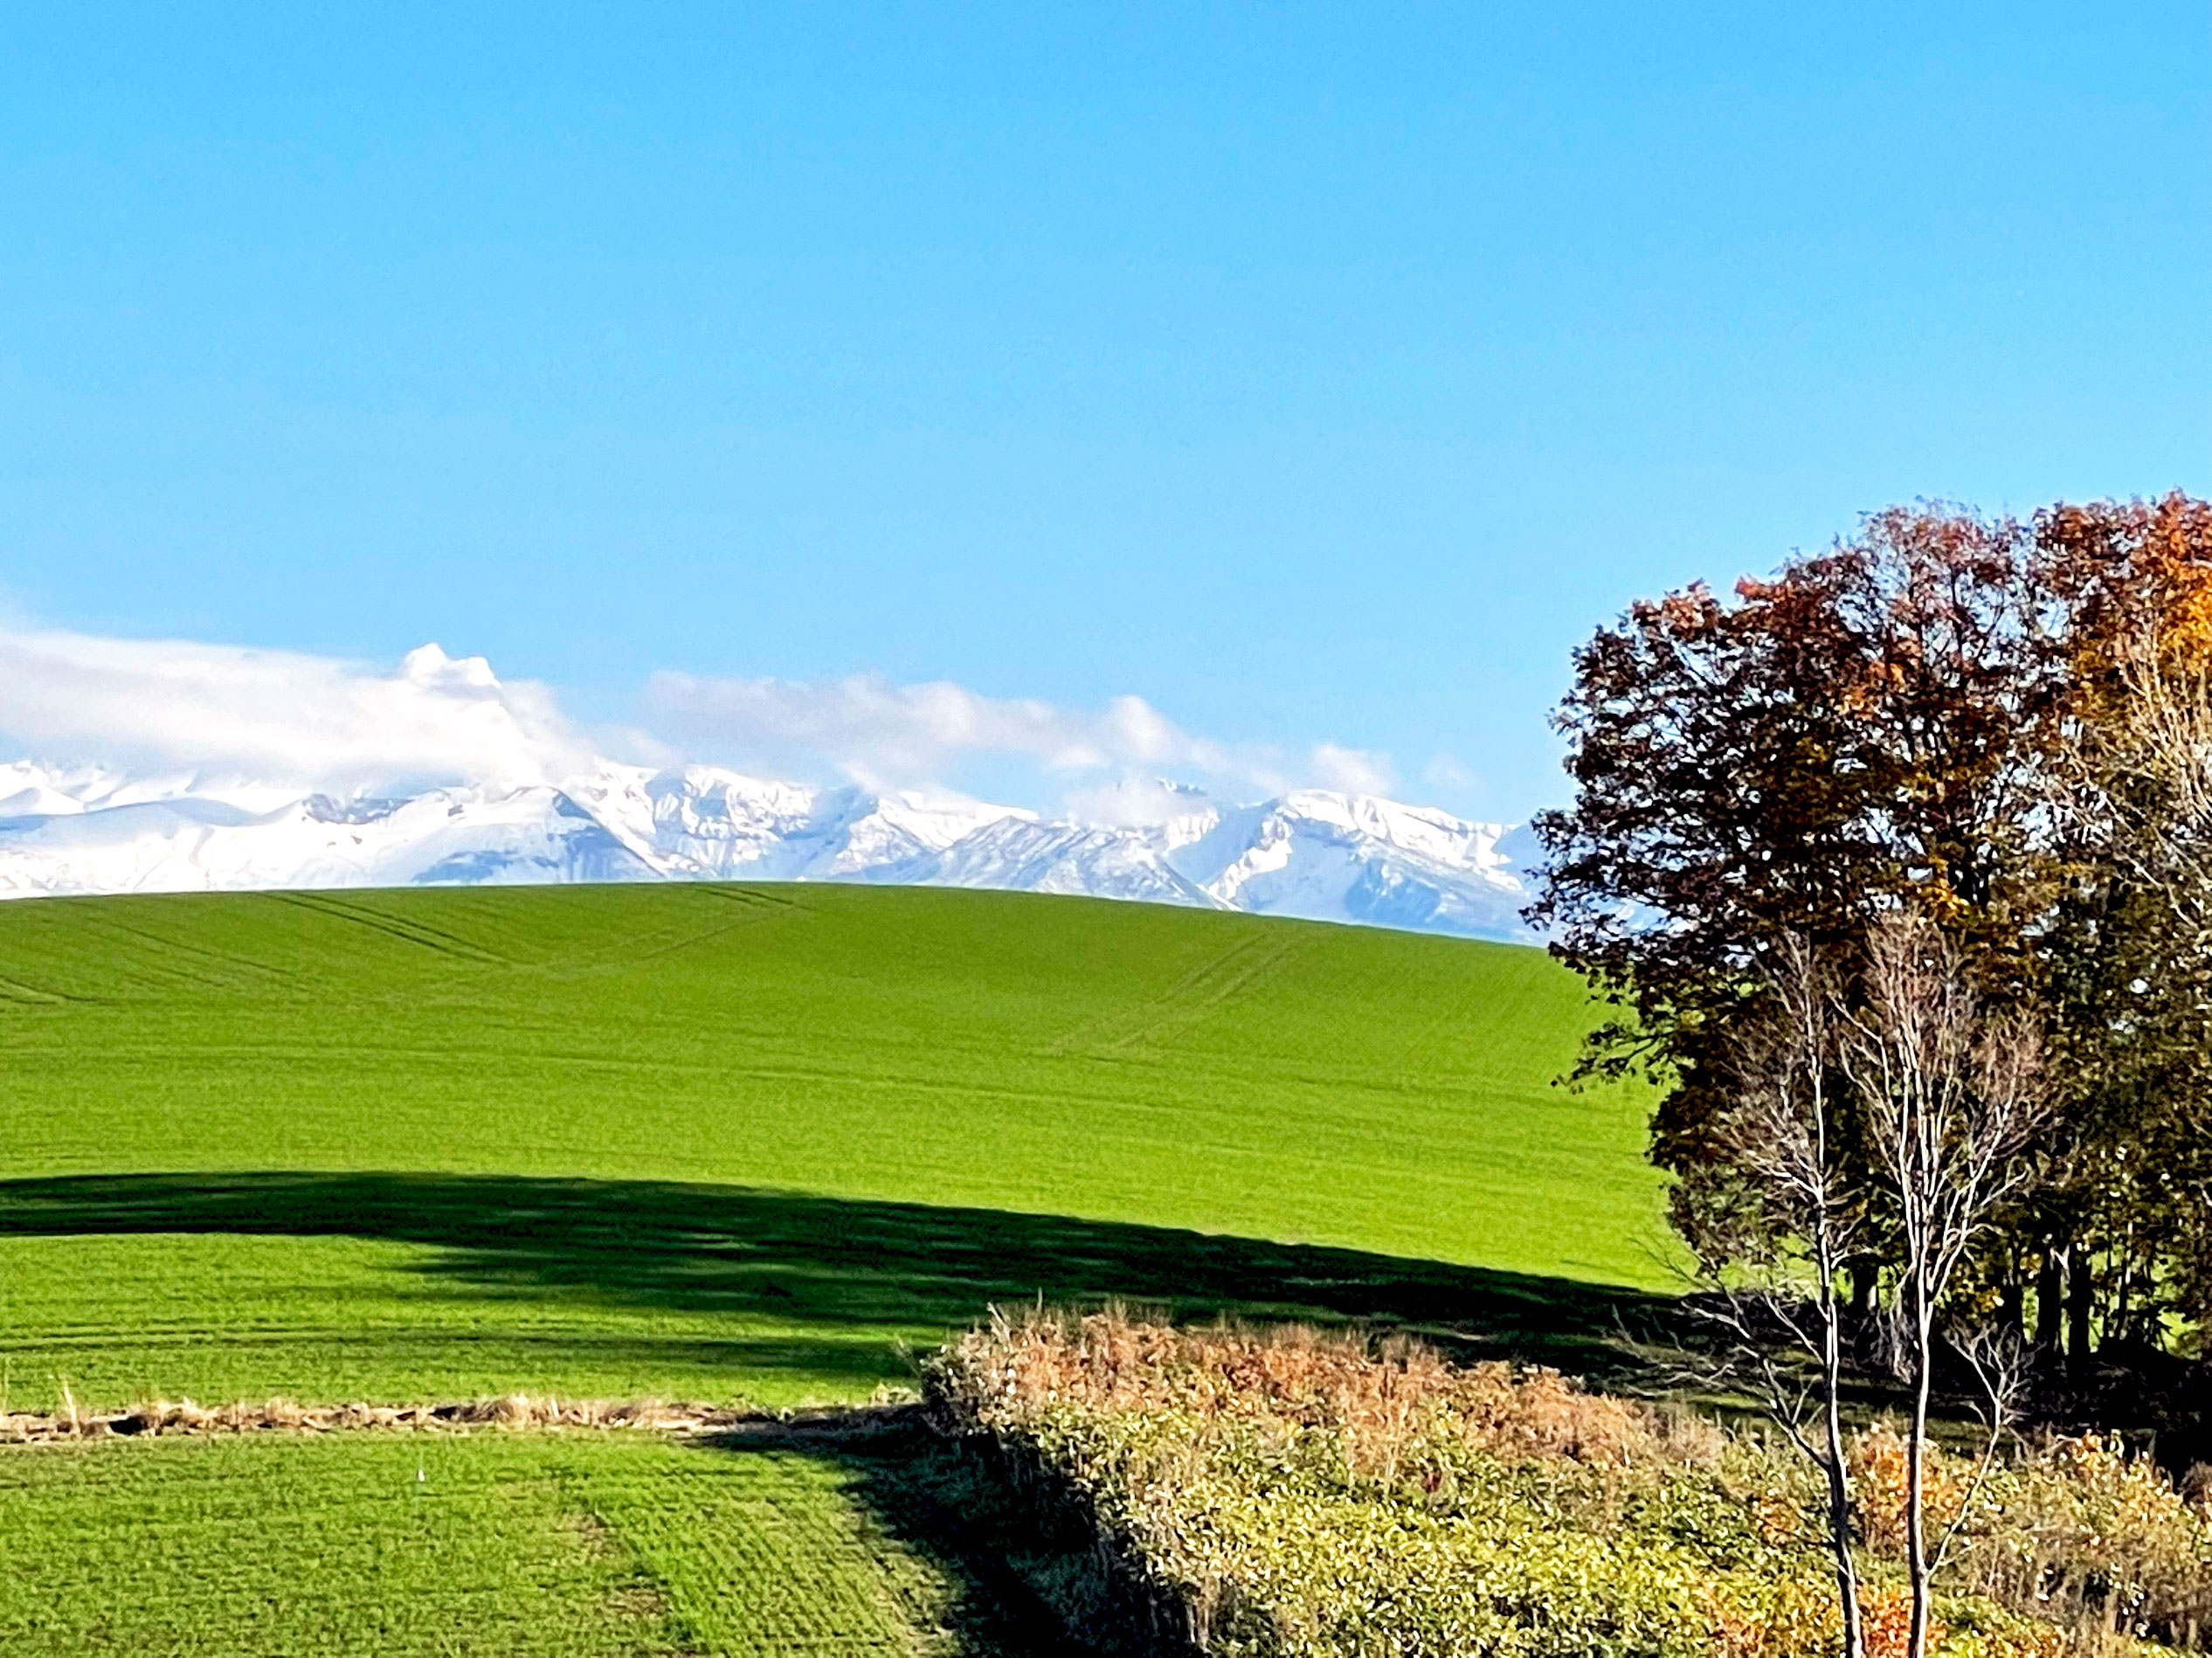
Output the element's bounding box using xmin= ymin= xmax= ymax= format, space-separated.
xmin=646 ymin=669 xmax=1395 ymax=806
xmin=0 ymin=627 xmax=588 ymax=794
xmin=0 ymin=623 xmax=1400 ymax=812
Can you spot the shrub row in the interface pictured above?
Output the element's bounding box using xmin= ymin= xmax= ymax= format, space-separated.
xmin=927 ymin=1309 xmax=2212 ymax=1658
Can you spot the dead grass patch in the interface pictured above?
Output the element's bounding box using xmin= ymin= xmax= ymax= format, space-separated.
xmin=936 ymin=1303 xmax=1693 ymax=1481
xmin=0 ymin=1392 xmax=761 ymax=1443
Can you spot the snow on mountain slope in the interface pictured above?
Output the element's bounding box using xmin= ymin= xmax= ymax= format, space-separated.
xmin=0 ymin=779 xmax=657 ymax=899
xmin=874 ymin=816 xmax=1223 ymax=908
xmin=563 ymin=764 xmax=1027 ymax=881
xmin=0 ymin=759 xmax=1538 ymax=940
xmin=0 ymin=761 xmax=303 ymax=819
xmin=1170 ymin=792 xmax=1530 ymax=938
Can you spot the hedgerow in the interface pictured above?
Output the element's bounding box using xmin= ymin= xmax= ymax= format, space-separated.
xmin=929 ymin=1309 xmax=2212 ymax=1658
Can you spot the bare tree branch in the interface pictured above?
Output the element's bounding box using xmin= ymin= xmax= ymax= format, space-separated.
xmin=1688 ymin=934 xmax=1868 ymax=1658
xmin=1839 ymin=914 xmax=2052 ymax=1658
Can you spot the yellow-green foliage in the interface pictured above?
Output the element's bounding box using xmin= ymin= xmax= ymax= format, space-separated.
xmin=1850 ymin=1427 xmax=2212 ymax=1647
xmin=935 ymin=1311 xmax=2212 ymax=1658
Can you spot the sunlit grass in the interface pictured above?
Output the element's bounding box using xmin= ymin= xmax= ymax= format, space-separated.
xmin=0 ymin=884 xmax=1669 ymax=1651
xmin=0 ymin=1428 xmax=981 ymax=1657
xmin=0 ymin=884 xmax=1664 ymax=1416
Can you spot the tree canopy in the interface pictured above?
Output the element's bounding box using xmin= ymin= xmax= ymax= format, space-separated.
xmin=1530 ymin=494 xmax=2212 ymax=1366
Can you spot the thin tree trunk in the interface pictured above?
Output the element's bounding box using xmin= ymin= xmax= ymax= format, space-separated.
xmin=2115 ymin=1251 xmax=2132 ymax=1348
xmin=1851 ymin=1258 xmax=1877 ymax=1316
xmin=1838 ymin=913 xmax=2050 ymax=1658
xmin=1906 ymin=1271 xmax=1936 ymax=1658
xmin=1810 ymin=1185 xmax=1866 ymax=1658
xmin=1821 ymin=1287 xmax=1867 ymax=1658
xmin=2068 ymin=1249 xmax=2095 ymax=1383
xmin=1812 ymin=1063 xmax=1866 ymax=1658
xmin=2034 ymin=1247 xmax=2063 ymax=1355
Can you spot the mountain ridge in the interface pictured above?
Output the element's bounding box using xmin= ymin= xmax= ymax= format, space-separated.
xmin=0 ymin=760 xmax=1538 ymax=942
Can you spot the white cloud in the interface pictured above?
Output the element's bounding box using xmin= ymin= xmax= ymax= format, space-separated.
xmin=1060 ymin=775 xmax=1221 ymax=829
xmin=1308 ymin=742 xmax=1395 ymax=797
xmin=0 ymin=627 xmax=590 ymax=794
xmin=646 ymin=669 xmax=1346 ymax=801
xmin=0 ymin=622 xmax=1404 ymax=814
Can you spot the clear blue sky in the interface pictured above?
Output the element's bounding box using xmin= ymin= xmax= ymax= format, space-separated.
xmin=2 ymin=3 xmax=2205 ymax=819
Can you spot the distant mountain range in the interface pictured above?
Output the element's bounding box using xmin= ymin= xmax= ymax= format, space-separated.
xmin=0 ymin=760 xmax=1539 ymax=941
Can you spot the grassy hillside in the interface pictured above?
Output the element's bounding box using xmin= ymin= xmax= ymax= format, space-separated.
xmin=0 ymin=883 xmax=1652 ymax=1268
xmin=0 ymin=883 xmax=1664 ymax=1414
xmin=0 ymin=883 xmax=1667 ymax=1655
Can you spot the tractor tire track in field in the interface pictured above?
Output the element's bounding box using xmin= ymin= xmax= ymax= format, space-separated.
xmin=517 ymin=886 xmax=814 ymax=971
xmin=0 ymin=914 xmax=299 ymax=999
xmin=79 ymin=915 xmax=299 ymax=993
xmin=1047 ymin=930 xmax=1303 ymax=1059
xmin=0 ymin=972 xmax=98 ymax=1006
xmin=269 ymin=892 xmax=514 ymax=965
xmin=695 ymin=884 xmax=805 ymax=911
xmin=518 ymin=885 xmax=812 ymax=972
xmin=615 ymin=895 xmax=808 ymax=966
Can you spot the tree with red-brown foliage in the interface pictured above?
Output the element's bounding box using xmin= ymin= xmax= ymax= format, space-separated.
xmin=1529 ymin=495 xmax=2212 ymax=1371
xmin=1531 ymin=498 xmax=2212 ymax=1658
xmin=1526 ymin=505 xmax=2065 ymax=1280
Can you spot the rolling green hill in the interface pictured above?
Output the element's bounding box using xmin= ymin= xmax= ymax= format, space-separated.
xmin=0 ymin=883 xmax=1666 ymax=1413
xmin=0 ymin=882 xmax=1668 ymax=1655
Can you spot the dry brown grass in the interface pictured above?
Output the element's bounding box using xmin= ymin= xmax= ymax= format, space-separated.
xmin=0 ymin=1393 xmax=759 ymax=1443
xmin=937 ymin=1303 xmax=1693 ymax=1482
xmin=936 ymin=1308 xmax=2212 ymax=1656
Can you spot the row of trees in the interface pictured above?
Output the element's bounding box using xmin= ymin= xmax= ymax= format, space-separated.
xmin=1527 ymin=494 xmax=2212 ymax=1658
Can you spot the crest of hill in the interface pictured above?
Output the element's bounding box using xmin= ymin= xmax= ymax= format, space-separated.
xmin=0 ymin=881 xmax=1664 ymax=1302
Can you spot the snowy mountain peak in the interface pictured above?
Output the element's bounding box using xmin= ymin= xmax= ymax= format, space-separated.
xmin=0 ymin=761 xmax=1538 ymax=942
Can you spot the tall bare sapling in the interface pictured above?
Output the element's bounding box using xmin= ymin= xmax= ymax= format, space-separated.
xmin=1697 ymin=935 xmax=1868 ymax=1658
xmin=1841 ymin=914 xmax=2051 ymax=1658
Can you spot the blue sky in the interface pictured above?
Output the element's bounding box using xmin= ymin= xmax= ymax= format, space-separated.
xmin=2 ymin=3 xmax=2205 ymax=820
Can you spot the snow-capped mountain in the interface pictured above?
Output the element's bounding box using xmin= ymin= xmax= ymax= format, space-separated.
xmin=877 ymin=817 xmax=1220 ymax=909
xmin=1166 ymin=792 xmax=1535 ymax=937
xmin=0 ymin=760 xmax=1538 ymax=942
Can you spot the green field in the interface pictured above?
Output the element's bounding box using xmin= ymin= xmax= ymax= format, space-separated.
xmin=0 ymin=882 xmax=1665 ymax=1652
xmin=0 ymin=1420 xmax=1054 ymax=1656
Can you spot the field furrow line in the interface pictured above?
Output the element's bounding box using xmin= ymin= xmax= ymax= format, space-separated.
xmin=0 ymin=973 xmax=86 ymax=1006
xmin=269 ymin=892 xmax=513 ymax=964
xmin=1050 ymin=930 xmax=1303 ymax=1057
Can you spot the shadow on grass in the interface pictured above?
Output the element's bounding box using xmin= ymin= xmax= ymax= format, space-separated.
xmin=0 ymin=1171 xmax=1676 ymax=1385
xmin=687 ymin=1408 xmax=1098 ymax=1658
xmin=0 ymin=1174 xmax=1691 ymax=1651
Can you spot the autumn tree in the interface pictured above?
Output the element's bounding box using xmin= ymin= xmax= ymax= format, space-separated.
xmin=1531 ymin=492 xmax=2212 ymax=1380
xmin=1526 ymin=505 xmax=2066 ymax=1298
xmin=2037 ymin=495 xmax=2212 ymax=1353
